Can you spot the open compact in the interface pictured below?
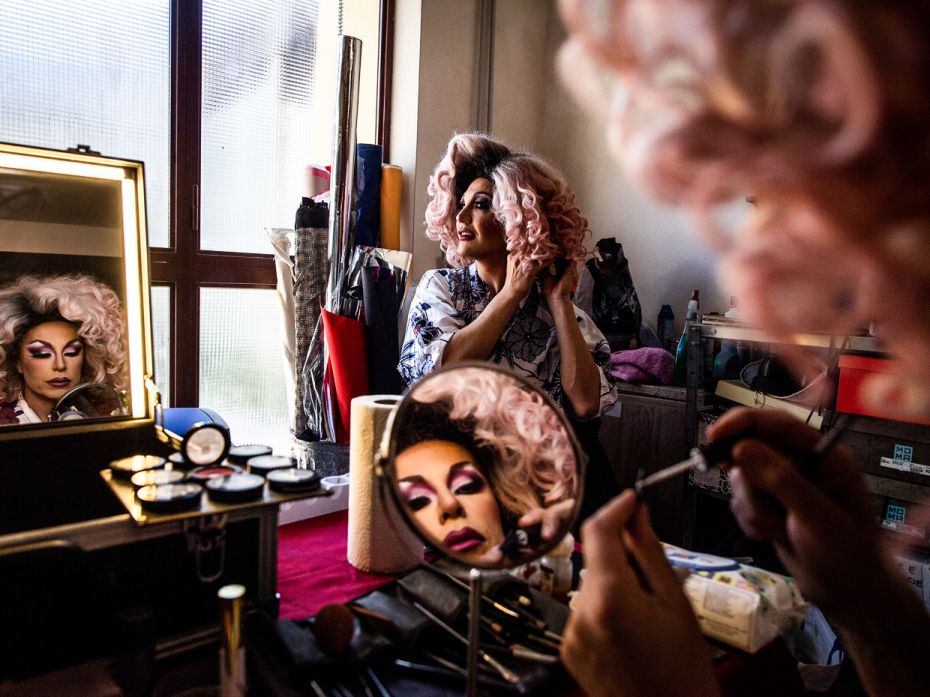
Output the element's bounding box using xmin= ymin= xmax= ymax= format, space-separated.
xmin=110 ymin=454 xmax=168 ymax=482
xmin=205 ymin=473 xmax=265 ymax=504
xmin=136 ymin=482 xmax=204 ymax=514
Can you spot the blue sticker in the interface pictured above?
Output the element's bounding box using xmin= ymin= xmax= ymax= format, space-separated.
xmin=894 ymin=444 xmax=913 ymax=462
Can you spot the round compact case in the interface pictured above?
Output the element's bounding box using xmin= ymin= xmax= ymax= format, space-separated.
xmin=246 ymin=454 xmax=295 ymax=477
xmin=227 ymin=444 xmax=273 ymax=465
xmin=110 ymin=454 xmax=167 ymax=481
xmin=266 ymin=467 xmax=322 ymax=494
xmin=136 ymin=482 xmax=204 ymax=513
xmin=130 ymin=468 xmax=187 ymax=490
xmin=205 ymin=473 xmax=265 ymax=504
xmin=187 ymin=464 xmax=243 ymax=484
xmin=168 ymin=451 xmax=191 ymax=469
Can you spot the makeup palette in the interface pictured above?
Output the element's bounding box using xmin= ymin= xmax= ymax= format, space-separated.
xmin=246 ymin=454 xmax=295 ymax=476
xmin=227 ymin=444 xmax=273 ymax=465
xmin=266 ymin=467 xmax=322 ymax=493
xmin=205 ymin=473 xmax=265 ymax=503
xmin=187 ymin=464 xmax=243 ymax=483
xmin=168 ymin=451 xmax=191 ymax=469
xmin=136 ymin=482 xmax=204 ymax=513
xmin=130 ymin=468 xmax=187 ymax=489
xmin=110 ymin=454 xmax=167 ymax=481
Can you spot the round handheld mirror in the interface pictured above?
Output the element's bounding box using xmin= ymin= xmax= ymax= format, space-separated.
xmin=51 ymin=383 xmax=126 ymax=421
xmin=382 ymin=363 xmax=584 ymax=570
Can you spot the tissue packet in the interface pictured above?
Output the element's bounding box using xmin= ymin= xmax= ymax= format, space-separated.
xmin=663 ymin=544 xmax=808 ymax=653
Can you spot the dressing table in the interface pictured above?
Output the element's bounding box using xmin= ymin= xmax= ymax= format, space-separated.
xmin=0 ymin=143 xmax=293 ymax=685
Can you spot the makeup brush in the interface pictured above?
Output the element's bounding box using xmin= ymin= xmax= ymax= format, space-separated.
xmin=311 ymin=603 xmax=356 ymax=654
xmin=634 ymin=415 xmax=851 ymax=495
xmin=411 ymin=601 xmax=522 ymax=685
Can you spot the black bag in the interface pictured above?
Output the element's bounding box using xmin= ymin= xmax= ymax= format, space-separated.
xmin=586 ymin=237 xmax=642 ymax=351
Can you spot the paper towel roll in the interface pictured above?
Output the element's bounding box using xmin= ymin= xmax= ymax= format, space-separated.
xmin=347 ymin=394 xmax=423 ymax=572
xmin=380 ymin=164 xmax=402 ymax=251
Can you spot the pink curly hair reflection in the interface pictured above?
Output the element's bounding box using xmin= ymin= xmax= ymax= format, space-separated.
xmin=410 ymin=366 xmax=577 ymax=519
xmin=425 ymin=133 xmax=589 ymax=271
xmin=0 ymin=274 xmax=128 ymax=403
xmin=559 ymin=0 xmax=930 ymax=416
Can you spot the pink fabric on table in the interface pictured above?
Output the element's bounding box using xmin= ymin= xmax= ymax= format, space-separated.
xmin=277 ymin=510 xmax=395 ymax=620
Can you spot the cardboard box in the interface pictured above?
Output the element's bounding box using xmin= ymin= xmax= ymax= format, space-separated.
xmin=837 ymin=355 xmax=930 ymax=425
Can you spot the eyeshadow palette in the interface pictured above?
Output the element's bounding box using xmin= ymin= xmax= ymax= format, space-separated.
xmin=130 ymin=468 xmax=187 ymax=489
xmin=136 ymin=482 xmax=204 ymax=513
xmin=247 ymin=454 xmax=296 ymax=476
xmin=227 ymin=444 xmax=273 ymax=465
xmin=205 ymin=473 xmax=265 ymax=503
xmin=266 ymin=467 xmax=322 ymax=494
xmin=110 ymin=454 xmax=167 ymax=481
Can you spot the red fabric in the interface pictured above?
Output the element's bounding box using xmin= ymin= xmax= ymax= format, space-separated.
xmin=321 ymin=308 xmax=370 ymax=443
xmin=276 ymin=510 xmax=394 ymax=620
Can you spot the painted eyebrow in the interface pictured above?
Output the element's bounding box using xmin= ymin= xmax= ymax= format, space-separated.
xmin=25 ymin=339 xmax=83 ymax=350
xmin=398 ymin=474 xmax=429 ymax=486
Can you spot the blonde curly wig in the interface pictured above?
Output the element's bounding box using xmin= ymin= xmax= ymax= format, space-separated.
xmin=425 ymin=133 xmax=590 ymax=271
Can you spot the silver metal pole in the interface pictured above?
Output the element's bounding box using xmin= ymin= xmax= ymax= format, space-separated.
xmin=466 ymin=568 xmax=481 ymax=697
xmin=326 ymin=35 xmax=362 ymax=316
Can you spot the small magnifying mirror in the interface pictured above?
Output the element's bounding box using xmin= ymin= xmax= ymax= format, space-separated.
xmin=51 ymin=383 xmax=126 ymax=422
xmin=383 ymin=363 xmax=584 ymax=570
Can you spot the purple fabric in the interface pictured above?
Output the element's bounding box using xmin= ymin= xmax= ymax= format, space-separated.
xmin=610 ymin=347 xmax=674 ymax=385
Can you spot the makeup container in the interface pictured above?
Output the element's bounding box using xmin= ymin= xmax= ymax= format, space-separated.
xmin=246 ymin=454 xmax=295 ymax=477
xmin=136 ymin=482 xmax=203 ymax=514
xmin=206 ymin=473 xmax=265 ymax=504
xmin=217 ymin=584 xmax=247 ymax=697
xmin=188 ymin=464 xmax=243 ymax=484
xmin=110 ymin=454 xmax=167 ymax=482
xmin=226 ymin=444 xmax=272 ymax=465
xmin=130 ymin=468 xmax=186 ymax=489
xmin=168 ymin=451 xmax=191 ymax=469
xmin=266 ymin=467 xmax=321 ymax=493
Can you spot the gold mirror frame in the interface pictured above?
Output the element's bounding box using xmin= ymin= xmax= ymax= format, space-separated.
xmin=0 ymin=142 xmax=156 ymax=440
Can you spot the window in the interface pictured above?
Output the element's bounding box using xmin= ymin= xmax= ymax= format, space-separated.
xmin=1 ymin=0 xmax=385 ymax=451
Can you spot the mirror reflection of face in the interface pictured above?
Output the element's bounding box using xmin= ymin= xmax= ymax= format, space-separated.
xmin=17 ymin=321 xmax=84 ymax=411
xmin=396 ymin=439 xmax=506 ymax=566
xmin=455 ymin=178 xmax=506 ymax=261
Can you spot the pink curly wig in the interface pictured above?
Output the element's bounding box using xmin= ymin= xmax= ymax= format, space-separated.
xmin=425 ymin=133 xmax=590 ymax=271
xmin=559 ymin=0 xmax=930 ymax=414
xmin=408 ymin=365 xmax=577 ymax=519
xmin=0 ymin=274 xmax=129 ymax=404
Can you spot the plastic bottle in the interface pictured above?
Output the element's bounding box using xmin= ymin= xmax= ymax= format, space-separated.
xmin=673 ymin=290 xmax=700 ymax=386
xmin=539 ymin=533 xmax=575 ymax=603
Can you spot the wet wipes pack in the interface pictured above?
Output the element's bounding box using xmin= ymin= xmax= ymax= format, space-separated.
xmin=663 ymin=544 xmax=808 ymax=653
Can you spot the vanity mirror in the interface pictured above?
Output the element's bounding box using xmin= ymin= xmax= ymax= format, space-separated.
xmin=0 ymin=142 xmax=153 ymax=434
xmin=382 ymin=362 xmax=584 ymax=571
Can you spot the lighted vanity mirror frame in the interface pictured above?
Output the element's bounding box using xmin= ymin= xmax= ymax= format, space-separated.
xmin=380 ymin=361 xmax=586 ymax=571
xmin=0 ymin=142 xmax=155 ymax=439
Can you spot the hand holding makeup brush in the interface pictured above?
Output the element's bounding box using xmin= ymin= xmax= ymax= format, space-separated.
xmin=561 ymin=490 xmax=720 ymax=697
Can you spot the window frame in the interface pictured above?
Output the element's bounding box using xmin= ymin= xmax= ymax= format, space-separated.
xmin=152 ymin=0 xmax=393 ymax=407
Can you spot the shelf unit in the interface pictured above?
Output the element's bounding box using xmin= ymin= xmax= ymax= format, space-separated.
xmin=681 ymin=320 xmax=930 ymax=552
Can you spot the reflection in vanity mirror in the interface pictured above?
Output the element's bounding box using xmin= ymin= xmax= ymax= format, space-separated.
xmin=0 ymin=142 xmax=151 ymax=431
xmin=384 ymin=363 xmax=584 ymax=570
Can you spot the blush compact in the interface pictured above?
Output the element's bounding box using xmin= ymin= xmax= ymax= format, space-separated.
xmin=266 ymin=467 xmax=322 ymax=494
xmin=227 ymin=444 xmax=273 ymax=465
xmin=246 ymin=455 xmax=295 ymax=477
xmin=205 ymin=473 xmax=265 ymax=504
xmin=130 ymin=469 xmax=187 ymax=489
xmin=110 ymin=454 xmax=168 ymax=481
xmin=136 ymin=482 xmax=204 ymax=513
xmin=187 ymin=464 xmax=243 ymax=484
